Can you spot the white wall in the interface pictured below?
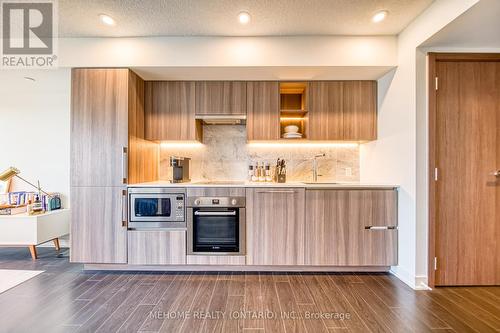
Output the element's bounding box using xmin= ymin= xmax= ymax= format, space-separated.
xmin=0 ymin=69 xmax=71 ymax=207
xmin=360 ymin=0 xmax=479 ymax=289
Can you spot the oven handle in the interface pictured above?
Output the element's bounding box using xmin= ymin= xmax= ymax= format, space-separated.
xmin=194 ymin=211 xmax=237 ymax=216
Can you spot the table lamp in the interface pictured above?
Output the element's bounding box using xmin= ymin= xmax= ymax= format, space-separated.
xmin=0 ymin=167 xmax=51 ymax=197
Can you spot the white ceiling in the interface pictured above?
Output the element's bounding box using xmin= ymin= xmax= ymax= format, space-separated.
xmin=59 ymin=0 xmax=434 ymax=37
xmin=421 ymin=0 xmax=500 ymax=48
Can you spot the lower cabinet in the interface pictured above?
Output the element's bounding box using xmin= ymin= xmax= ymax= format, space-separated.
xmin=128 ymin=230 xmax=186 ymax=265
xmin=70 ymin=186 xmax=128 ymax=264
xmin=246 ymin=188 xmax=305 ymax=265
xmin=305 ymin=189 xmax=398 ymax=266
xmin=186 ymin=255 xmax=246 ymax=265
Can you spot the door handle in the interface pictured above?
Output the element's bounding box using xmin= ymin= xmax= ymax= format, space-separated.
xmin=365 ymin=226 xmax=397 ymax=230
xmin=121 ymin=189 xmax=128 ymax=227
xmin=122 ymin=147 xmax=128 ymax=184
xmin=492 ymin=170 xmax=500 ymax=178
xmin=194 ymin=211 xmax=236 ymax=216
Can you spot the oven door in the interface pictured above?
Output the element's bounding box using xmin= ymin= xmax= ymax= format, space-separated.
xmin=188 ymin=208 xmax=245 ymax=255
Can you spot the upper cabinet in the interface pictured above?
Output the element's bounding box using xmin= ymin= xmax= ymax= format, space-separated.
xmin=144 ymin=81 xmax=201 ymax=141
xmin=309 ymin=81 xmax=343 ymax=140
xmin=309 ymin=80 xmax=377 ymax=141
xmin=195 ymin=81 xmax=247 ymax=116
xmin=246 ymin=81 xmax=280 ymax=140
xmin=343 ymin=81 xmax=377 ymax=141
xmin=71 ymin=68 xmax=130 ymax=187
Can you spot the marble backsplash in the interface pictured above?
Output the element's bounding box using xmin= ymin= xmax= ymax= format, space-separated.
xmin=159 ymin=125 xmax=359 ymax=182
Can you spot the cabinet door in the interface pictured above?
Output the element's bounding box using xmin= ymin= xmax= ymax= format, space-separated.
xmin=71 ymin=69 xmax=129 ymax=187
xmin=144 ymin=81 xmax=199 ymax=141
xmin=343 ymin=81 xmax=377 ymax=141
xmin=309 ymin=81 xmax=344 ymax=140
xmin=246 ymin=81 xmax=280 ymax=140
xmin=70 ymin=186 xmax=128 ymax=264
xmin=195 ymin=81 xmax=247 ymax=116
xmin=128 ymin=230 xmax=186 ymax=265
xmin=305 ymin=189 xmax=397 ymax=266
xmin=246 ymin=188 xmax=305 ymax=265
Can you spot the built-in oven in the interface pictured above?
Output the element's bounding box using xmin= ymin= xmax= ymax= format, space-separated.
xmin=187 ymin=196 xmax=245 ymax=255
xmin=128 ymin=187 xmax=186 ymax=229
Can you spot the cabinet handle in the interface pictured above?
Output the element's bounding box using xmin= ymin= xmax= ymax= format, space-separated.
xmin=194 ymin=211 xmax=237 ymax=216
xmin=365 ymin=226 xmax=397 ymax=230
xmin=122 ymin=147 xmax=128 ymax=184
xmin=255 ymin=190 xmax=297 ymax=193
xmin=121 ymin=189 xmax=128 ymax=228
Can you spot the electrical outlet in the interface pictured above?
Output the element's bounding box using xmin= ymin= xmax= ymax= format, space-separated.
xmin=345 ymin=167 xmax=352 ymax=177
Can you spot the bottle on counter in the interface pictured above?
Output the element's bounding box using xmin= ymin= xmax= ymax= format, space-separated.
xmin=265 ymin=163 xmax=272 ymax=182
xmin=248 ymin=165 xmax=254 ymax=182
xmin=258 ymin=162 xmax=266 ymax=182
xmin=251 ymin=163 xmax=258 ymax=182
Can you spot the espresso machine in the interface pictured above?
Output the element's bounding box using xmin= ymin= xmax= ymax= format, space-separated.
xmin=170 ymin=156 xmax=191 ymax=183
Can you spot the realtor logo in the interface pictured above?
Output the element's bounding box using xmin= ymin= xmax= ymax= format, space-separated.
xmin=1 ymin=0 xmax=58 ymax=68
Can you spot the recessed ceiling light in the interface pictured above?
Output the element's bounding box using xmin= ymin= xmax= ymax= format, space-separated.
xmin=372 ymin=10 xmax=388 ymax=23
xmin=99 ymin=14 xmax=116 ymax=26
xmin=238 ymin=11 xmax=251 ymax=25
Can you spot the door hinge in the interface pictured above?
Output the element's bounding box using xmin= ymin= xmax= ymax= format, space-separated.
xmin=434 ymin=257 xmax=438 ymax=271
xmin=435 ymin=77 xmax=438 ymax=90
xmin=434 ymin=168 xmax=438 ymax=181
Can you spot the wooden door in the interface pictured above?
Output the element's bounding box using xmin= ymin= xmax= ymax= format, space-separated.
xmin=71 ymin=69 xmax=129 ymax=187
xmin=309 ymin=81 xmax=344 ymax=140
xmin=343 ymin=81 xmax=377 ymax=141
xmin=433 ymin=60 xmax=500 ymax=285
xmin=70 ymin=186 xmax=128 ymax=263
xmin=305 ymin=190 xmax=397 ymax=266
xmin=246 ymin=81 xmax=280 ymax=140
xmin=195 ymin=81 xmax=247 ymax=116
xmin=144 ymin=81 xmax=200 ymax=141
xmin=246 ymin=188 xmax=305 ymax=265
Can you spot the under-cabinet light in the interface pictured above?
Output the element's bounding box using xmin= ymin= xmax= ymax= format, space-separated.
xmin=247 ymin=141 xmax=360 ymax=148
xmin=160 ymin=141 xmax=204 ymax=149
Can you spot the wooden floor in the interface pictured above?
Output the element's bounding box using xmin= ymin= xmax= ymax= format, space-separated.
xmin=0 ymin=248 xmax=499 ymax=333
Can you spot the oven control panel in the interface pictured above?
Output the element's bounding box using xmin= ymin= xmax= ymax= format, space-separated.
xmin=188 ymin=196 xmax=246 ymax=208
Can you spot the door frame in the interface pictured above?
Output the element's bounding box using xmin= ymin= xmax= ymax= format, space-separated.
xmin=428 ymin=52 xmax=500 ymax=287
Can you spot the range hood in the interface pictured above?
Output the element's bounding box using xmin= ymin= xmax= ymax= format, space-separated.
xmin=195 ymin=115 xmax=246 ymax=125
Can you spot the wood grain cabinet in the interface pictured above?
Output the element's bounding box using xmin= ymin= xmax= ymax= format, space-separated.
xmin=70 ymin=186 xmax=128 ymax=264
xmin=308 ymin=80 xmax=377 ymax=141
xmin=195 ymin=81 xmax=247 ymax=116
xmin=246 ymin=188 xmax=305 ymax=265
xmin=305 ymin=189 xmax=397 ymax=266
xmin=71 ymin=68 xmax=156 ymax=264
xmin=343 ymin=81 xmax=377 ymax=141
xmin=246 ymin=81 xmax=280 ymax=140
xmin=128 ymin=230 xmax=186 ymax=265
xmin=144 ymin=81 xmax=201 ymax=141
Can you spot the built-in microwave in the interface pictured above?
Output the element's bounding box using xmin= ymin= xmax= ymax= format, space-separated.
xmin=128 ymin=187 xmax=186 ymax=229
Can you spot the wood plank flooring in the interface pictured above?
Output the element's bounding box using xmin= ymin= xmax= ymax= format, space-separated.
xmin=0 ymin=247 xmax=499 ymax=333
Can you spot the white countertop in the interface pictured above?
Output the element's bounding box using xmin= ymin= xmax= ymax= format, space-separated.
xmin=128 ymin=181 xmax=398 ymax=190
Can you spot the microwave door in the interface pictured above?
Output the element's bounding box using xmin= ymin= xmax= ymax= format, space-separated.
xmin=130 ymin=194 xmax=173 ymax=222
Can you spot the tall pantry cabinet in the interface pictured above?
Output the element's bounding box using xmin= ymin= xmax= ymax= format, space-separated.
xmin=70 ymin=68 xmax=157 ymax=263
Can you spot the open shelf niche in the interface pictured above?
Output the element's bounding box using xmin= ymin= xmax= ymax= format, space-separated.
xmin=279 ymin=82 xmax=308 ymax=140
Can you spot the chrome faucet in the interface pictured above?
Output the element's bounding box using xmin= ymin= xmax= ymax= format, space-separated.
xmin=311 ymin=153 xmax=326 ymax=182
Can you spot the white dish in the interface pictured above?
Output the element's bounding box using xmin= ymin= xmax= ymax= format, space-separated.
xmin=283 ymin=133 xmax=303 ymax=138
xmin=284 ymin=125 xmax=299 ymax=133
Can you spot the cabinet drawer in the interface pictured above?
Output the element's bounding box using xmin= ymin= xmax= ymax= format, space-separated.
xmin=186 ymin=255 xmax=246 ymax=265
xmin=128 ymin=230 xmax=186 ymax=265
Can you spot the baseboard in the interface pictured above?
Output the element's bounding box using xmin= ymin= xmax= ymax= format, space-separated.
xmin=390 ymin=268 xmax=431 ymax=290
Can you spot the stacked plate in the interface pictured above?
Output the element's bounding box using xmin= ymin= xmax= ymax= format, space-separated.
xmin=283 ymin=125 xmax=303 ymax=139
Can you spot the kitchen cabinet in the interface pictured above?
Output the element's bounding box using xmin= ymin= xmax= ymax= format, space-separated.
xmin=144 ymin=81 xmax=201 ymax=141
xmin=70 ymin=186 xmax=128 ymax=264
xmin=71 ymin=68 xmax=130 ymax=187
xmin=309 ymin=81 xmax=343 ymax=140
xmin=308 ymin=80 xmax=377 ymax=141
xmin=128 ymin=230 xmax=186 ymax=265
xmin=343 ymin=81 xmax=377 ymax=141
xmin=71 ymin=68 xmax=156 ymax=264
xmin=195 ymin=81 xmax=247 ymax=116
xmin=304 ymin=189 xmax=397 ymax=266
xmin=246 ymin=81 xmax=280 ymax=140
xmin=246 ymin=188 xmax=305 ymax=265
